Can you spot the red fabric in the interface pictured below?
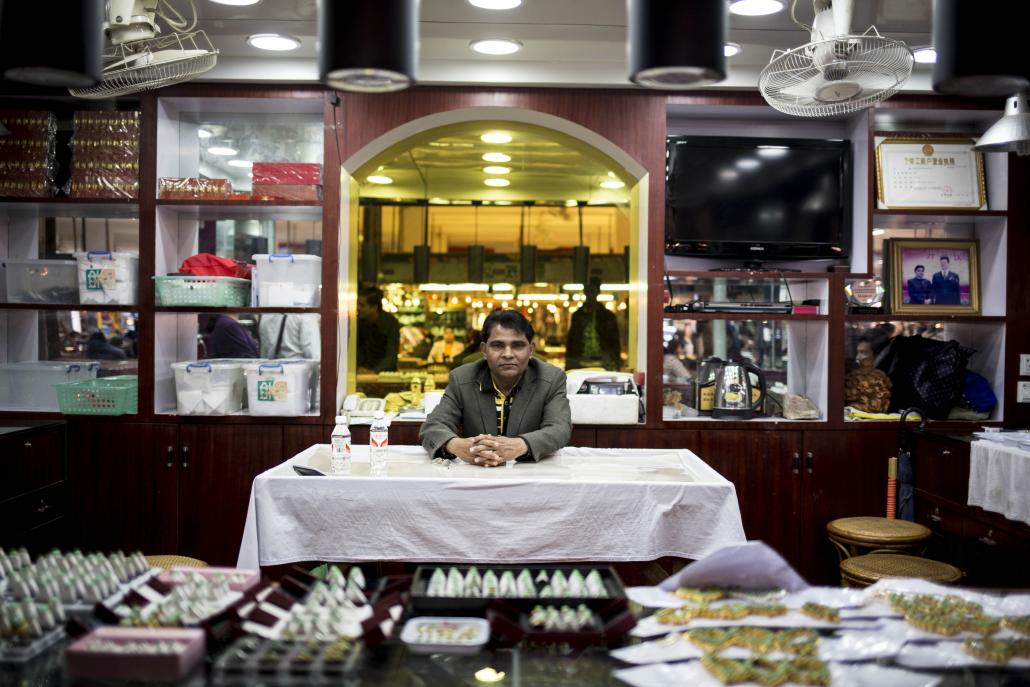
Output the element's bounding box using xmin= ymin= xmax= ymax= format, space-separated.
xmin=179 ymin=253 xmax=252 ymax=279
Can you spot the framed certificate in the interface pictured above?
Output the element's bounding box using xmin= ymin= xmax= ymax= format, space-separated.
xmin=876 ymin=137 xmax=986 ymax=210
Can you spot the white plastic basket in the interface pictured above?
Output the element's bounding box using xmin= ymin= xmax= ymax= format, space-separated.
xmin=0 ymin=361 xmax=99 ymax=410
xmin=171 ymin=360 xmax=246 ymax=415
xmin=251 ymin=253 xmax=321 ymax=307
xmin=74 ymin=251 xmax=139 ymax=305
xmin=243 ymin=359 xmax=316 ymax=416
xmin=2 ymin=259 xmax=79 ymax=304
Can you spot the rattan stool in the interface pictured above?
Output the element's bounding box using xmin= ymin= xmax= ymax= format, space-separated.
xmin=840 ymin=553 xmax=963 ymax=588
xmin=826 ymin=517 xmax=931 ymax=560
xmin=144 ymin=555 xmax=208 ymax=571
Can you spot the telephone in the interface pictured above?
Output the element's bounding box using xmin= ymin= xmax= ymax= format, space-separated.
xmin=342 ymin=394 xmax=386 ymax=419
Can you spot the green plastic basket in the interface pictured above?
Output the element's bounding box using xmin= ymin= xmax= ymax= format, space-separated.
xmin=154 ymin=275 xmax=251 ymax=307
xmin=55 ymin=375 xmax=138 ymax=415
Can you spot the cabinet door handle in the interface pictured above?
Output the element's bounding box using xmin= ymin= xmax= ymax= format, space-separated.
xmin=23 ymin=440 xmax=32 ymax=449
xmin=181 ymin=445 xmax=190 ymax=469
xmin=791 ymin=452 xmax=801 ymax=475
xmin=166 ymin=445 xmax=174 ymax=468
xmin=941 ymin=449 xmax=951 ymax=456
xmin=805 ymin=451 xmax=814 ymax=475
xmin=978 ymin=534 xmax=997 ymax=546
xmin=929 ymin=513 xmax=942 ymax=523
xmin=34 ymin=499 xmax=53 ymax=515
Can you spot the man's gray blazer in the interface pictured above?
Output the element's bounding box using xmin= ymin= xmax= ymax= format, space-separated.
xmin=419 ymin=358 xmax=572 ymax=461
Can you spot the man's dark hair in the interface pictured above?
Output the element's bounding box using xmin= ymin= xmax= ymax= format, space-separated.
xmin=359 ymin=286 xmax=383 ymax=310
xmin=914 ymin=264 xmax=924 ymax=272
xmin=939 ymin=256 xmax=950 ymax=263
xmin=481 ymin=309 xmax=535 ymax=343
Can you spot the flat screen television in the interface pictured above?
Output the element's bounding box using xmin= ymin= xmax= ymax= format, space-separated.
xmin=665 ymin=135 xmax=852 ymax=263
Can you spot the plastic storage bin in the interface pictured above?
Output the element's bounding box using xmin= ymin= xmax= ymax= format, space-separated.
xmin=251 ymin=253 xmax=321 ymax=307
xmin=155 ymin=275 xmax=251 ymax=307
xmin=55 ymin=375 xmax=138 ymax=415
xmin=243 ymin=360 xmax=316 ymax=416
xmin=2 ymin=259 xmax=79 ymax=304
xmin=171 ymin=360 xmax=246 ymax=415
xmin=75 ymin=251 xmax=138 ymax=305
xmin=0 ymin=361 xmax=99 ymax=410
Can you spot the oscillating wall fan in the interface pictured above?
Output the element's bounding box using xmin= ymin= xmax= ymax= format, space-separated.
xmin=69 ymin=0 xmax=217 ymax=99
xmin=759 ymin=0 xmax=913 ymax=117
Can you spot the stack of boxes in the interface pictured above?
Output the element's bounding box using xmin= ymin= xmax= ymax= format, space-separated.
xmin=158 ymin=177 xmax=233 ymax=200
xmin=251 ymin=162 xmax=322 ymax=201
xmin=71 ymin=111 xmax=141 ymax=199
xmin=0 ymin=111 xmax=56 ymax=198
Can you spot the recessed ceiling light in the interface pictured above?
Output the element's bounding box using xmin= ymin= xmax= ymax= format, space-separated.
xmin=209 ymin=0 xmax=261 ymax=5
xmin=483 ymin=165 xmax=511 ymax=174
xmin=484 ymin=178 xmax=510 ymax=187
xmin=724 ymin=43 xmax=742 ymax=57
xmin=729 ymin=0 xmax=784 ymax=16
xmin=429 ymin=197 xmax=450 ymax=205
xmin=227 ymin=159 xmax=253 ymax=168
xmin=482 ymin=152 xmax=511 ymax=163
xmin=207 ymin=146 xmax=238 ymax=156
xmin=872 ymin=228 xmax=886 ymax=236
xmin=467 ymin=0 xmax=521 ymax=8
xmin=366 ymin=175 xmax=393 ymax=184
xmin=913 ymin=47 xmax=937 ymax=64
xmin=565 ymin=199 xmax=578 ymax=207
xmin=481 ymin=132 xmax=512 ymax=144
xmin=600 ymin=180 xmax=625 ymax=189
xmin=470 ymin=39 xmax=522 ymax=56
xmin=197 ymin=129 xmax=212 ymax=139
xmin=247 ymin=33 xmax=300 ymax=51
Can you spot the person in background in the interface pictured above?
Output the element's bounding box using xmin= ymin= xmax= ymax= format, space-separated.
xmin=906 ymin=264 xmax=932 ymax=304
xmin=663 ymin=336 xmax=690 ymax=383
xmin=409 ymin=325 xmax=433 ymax=359
xmin=86 ymin=331 xmax=127 ymax=361
xmin=931 ymin=255 xmax=961 ymax=305
xmin=427 ymin=326 xmax=460 ymax=364
xmin=420 ymin=309 xmax=571 ymax=467
xmin=259 ymin=314 xmax=320 ymax=359
xmin=564 ymin=277 xmax=621 ymax=370
xmin=356 ymin=286 xmax=400 ymax=372
xmin=203 ymin=314 xmax=259 ymax=358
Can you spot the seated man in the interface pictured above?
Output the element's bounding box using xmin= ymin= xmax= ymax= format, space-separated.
xmin=419 ymin=309 xmax=572 ymax=467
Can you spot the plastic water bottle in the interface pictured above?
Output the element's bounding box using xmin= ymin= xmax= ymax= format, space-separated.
xmin=369 ymin=410 xmax=389 ymax=477
xmin=330 ymin=416 xmax=351 ymax=475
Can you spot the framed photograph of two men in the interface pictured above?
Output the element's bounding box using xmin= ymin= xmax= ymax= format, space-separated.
xmin=884 ymin=238 xmax=981 ymax=316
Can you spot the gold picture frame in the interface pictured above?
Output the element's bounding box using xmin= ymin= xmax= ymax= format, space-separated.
xmin=875 ymin=137 xmax=987 ymax=210
xmin=884 ymin=238 xmax=981 ymax=316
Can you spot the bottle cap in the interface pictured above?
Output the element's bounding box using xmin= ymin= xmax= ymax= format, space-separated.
xmin=335 ymin=415 xmax=348 ymax=424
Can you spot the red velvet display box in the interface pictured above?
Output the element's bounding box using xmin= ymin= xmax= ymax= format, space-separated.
xmin=65 ymin=627 xmax=205 ymax=682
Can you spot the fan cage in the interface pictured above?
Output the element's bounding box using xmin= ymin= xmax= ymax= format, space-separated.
xmin=760 ymin=30 xmax=913 ymax=118
xmin=69 ymin=31 xmax=219 ymax=99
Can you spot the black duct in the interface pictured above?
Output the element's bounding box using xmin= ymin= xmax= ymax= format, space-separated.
xmin=361 ymin=241 xmax=379 ymax=282
xmin=467 ymin=245 xmax=485 ymax=283
xmin=628 ymin=0 xmax=727 ymax=89
xmin=932 ymin=0 xmax=1029 ymax=97
xmin=520 ymin=245 xmax=537 ymax=284
xmin=0 ymin=0 xmax=104 ymax=88
xmin=573 ymin=246 xmax=590 ymax=285
xmin=413 ymin=245 xmax=430 ymax=283
xmin=319 ymin=0 xmax=417 ymax=93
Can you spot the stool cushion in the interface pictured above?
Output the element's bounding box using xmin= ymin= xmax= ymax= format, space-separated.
xmin=827 ymin=517 xmax=931 ymax=546
xmin=840 ymin=553 xmax=963 ymax=587
xmin=145 ymin=555 xmax=209 ymax=571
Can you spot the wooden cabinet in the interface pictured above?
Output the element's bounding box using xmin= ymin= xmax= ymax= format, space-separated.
xmin=68 ymin=421 xmax=286 ymax=566
xmin=0 ymin=422 xmax=68 ymax=553
xmin=911 ymin=432 xmax=1030 ymax=587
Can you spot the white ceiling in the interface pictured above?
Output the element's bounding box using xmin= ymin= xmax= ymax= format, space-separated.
xmin=193 ymin=0 xmax=938 ymax=92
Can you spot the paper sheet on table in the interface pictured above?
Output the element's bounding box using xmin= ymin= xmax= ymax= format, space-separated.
xmin=614 ymin=661 xmax=942 ymax=687
xmin=626 ymin=585 xmax=886 ymax=612
xmin=631 ymin=612 xmax=882 ymax=638
xmin=896 ymin=640 xmax=1030 ymax=670
xmin=658 ymin=541 xmax=809 ymax=593
xmin=863 ymin=578 xmax=1030 ymax=617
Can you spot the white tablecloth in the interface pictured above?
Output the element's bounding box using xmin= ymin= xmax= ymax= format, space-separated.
xmin=969 ymin=439 xmax=1030 ymax=525
xmin=237 ymin=445 xmax=746 ymax=568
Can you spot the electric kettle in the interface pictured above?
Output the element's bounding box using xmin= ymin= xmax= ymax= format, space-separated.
xmin=711 ymin=360 xmax=767 ymax=420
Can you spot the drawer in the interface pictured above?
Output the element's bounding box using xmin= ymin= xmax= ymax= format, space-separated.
xmin=912 ymin=434 xmax=970 ymax=505
xmin=914 ymin=490 xmax=964 ymax=537
xmin=962 ymin=516 xmax=1030 ymax=587
xmin=0 ymin=482 xmax=67 ymax=538
xmin=0 ymin=426 xmax=65 ymax=501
